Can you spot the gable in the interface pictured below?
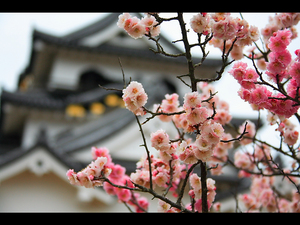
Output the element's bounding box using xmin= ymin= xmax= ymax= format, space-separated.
xmin=0 ymin=146 xmax=114 ymax=206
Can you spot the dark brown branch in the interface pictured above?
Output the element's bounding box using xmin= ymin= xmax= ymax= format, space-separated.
xmin=176 ymin=160 xmax=201 ymax=205
xmin=163 ymin=159 xmax=174 ymax=197
xmin=135 ymin=115 xmax=153 ymax=191
xmin=141 ymin=106 xmax=185 ymax=125
xmin=221 ymin=121 xmax=248 ymax=143
xmin=98 ymin=84 xmax=122 ymax=92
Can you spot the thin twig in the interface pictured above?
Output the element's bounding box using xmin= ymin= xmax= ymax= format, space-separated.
xmin=135 ymin=115 xmax=153 ymax=191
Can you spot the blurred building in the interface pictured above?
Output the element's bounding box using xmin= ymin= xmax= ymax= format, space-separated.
xmin=0 ymin=13 xmax=251 ymax=212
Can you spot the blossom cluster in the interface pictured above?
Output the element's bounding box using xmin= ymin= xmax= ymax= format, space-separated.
xmin=261 ymin=13 xmax=300 ymax=45
xmin=67 ymin=147 xmax=149 ymax=212
xmin=240 ymin=175 xmax=300 ymax=212
xmin=66 ymin=12 xmax=300 ymax=213
xmin=117 ymin=13 xmax=160 ymax=39
xmin=200 ymin=13 xmax=260 ymax=60
xmin=149 ymin=83 xmax=235 ymax=179
xmin=187 ymin=173 xmax=216 ymax=212
xmin=66 ymin=156 xmax=111 ymax=188
xmin=122 ymin=81 xmax=148 ymax=116
xmin=230 ymin=29 xmax=300 ymax=119
xmin=130 ymin=152 xmax=184 ymax=194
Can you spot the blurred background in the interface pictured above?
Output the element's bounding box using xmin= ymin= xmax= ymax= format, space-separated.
xmin=0 ymin=13 xmax=299 ymax=212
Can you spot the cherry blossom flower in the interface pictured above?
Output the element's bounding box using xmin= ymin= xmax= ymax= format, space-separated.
xmin=66 ymin=156 xmax=111 ymax=188
xmin=117 ymin=13 xmax=131 ymax=29
xmin=289 ymin=61 xmax=300 ymax=86
xmin=118 ymin=13 xmax=160 ymax=39
xmin=177 ymin=142 xmax=198 ymax=164
xmin=91 ymin=147 xmax=112 ymax=163
xmin=228 ymin=61 xmax=248 ymax=83
xmin=150 ymin=129 xmax=171 ymax=151
xmin=122 ymin=81 xmax=148 ymax=115
xmin=234 ymin=151 xmax=254 ymax=170
xmin=239 ymin=120 xmax=256 ymax=145
xmin=211 ymin=16 xmax=237 ymax=40
xmin=186 ymin=107 xmax=208 ymax=126
xmin=140 ymin=14 xmax=160 ymax=37
xmin=183 ymin=92 xmax=202 ymax=110
xmin=190 ymin=13 xmax=210 ymax=35
xmin=283 ymin=129 xmax=299 ymax=146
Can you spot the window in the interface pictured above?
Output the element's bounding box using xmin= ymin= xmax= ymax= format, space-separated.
xmin=79 ymin=70 xmax=111 ymax=92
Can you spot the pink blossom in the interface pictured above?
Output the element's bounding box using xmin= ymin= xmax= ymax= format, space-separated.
xmin=157 ymin=199 xmax=176 ymax=212
xmin=228 ymin=61 xmax=248 ymax=82
xmin=117 ymin=13 xmax=131 ymax=29
xmin=140 ymin=15 xmax=160 ymax=37
xmin=295 ymin=49 xmax=300 ymax=61
xmin=270 ymin=49 xmax=292 ymax=67
xmin=153 ymin=172 xmax=168 ymax=187
xmin=235 ymin=18 xmax=249 ymax=39
xmin=116 ymin=188 xmax=131 ymax=202
xmin=123 ymin=16 xmax=139 ymax=32
xmin=234 ymin=151 xmax=254 ymax=170
xmin=230 ymin=45 xmax=244 ymax=60
xmin=239 ymin=120 xmax=256 ymax=145
xmin=76 ymin=171 xmax=93 ymax=188
xmin=178 ymin=142 xmax=198 ymax=164
xmin=201 ymin=120 xmax=224 ymax=144
xmin=120 ymin=15 xmax=146 ymax=40
xmin=161 ymin=93 xmax=180 ymax=113
xmin=259 ymin=188 xmax=277 ymax=211
xmin=257 ymin=58 xmax=267 ymax=70
xmin=240 ymin=194 xmax=258 ymax=210
xmin=283 ymin=129 xmax=299 ymax=146
xmin=190 ymin=13 xmax=210 ymax=35
xmin=268 ymin=29 xmax=292 ymax=53
xmin=195 ymin=135 xmax=214 ymax=152
xmin=108 ymin=163 xmax=126 ymax=182
xmin=186 ymin=107 xmax=208 ymax=126
xmin=190 ymin=173 xmax=201 ymax=190
xmin=287 ymin=77 xmax=300 ymax=98
xmin=248 ymin=25 xmax=260 ymax=42
xmin=91 ymin=147 xmax=112 ymax=163
xmin=130 ymin=170 xmax=150 ymax=188
xmin=135 ymin=196 xmax=149 ymax=213
xmin=122 ymin=81 xmax=148 ymax=115
xmin=193 ymin=147 xmax=214 ymax=162
xmin=289 ymin=61 xmax=300 ymax=86
xmin=209 ymin=162 xmax=223 ymax=175
xmin=250 ymin=86 xmax=270 ymax=106
xmin=183 ymin=92 xmax=202 ymax=110
xmin=214 ymin=109 xmax=232 ymax=125
xmin=266 ymin=58 xmax=286 ymax=75
xmin=275 ymin=13 xmax=295 ymax=28
xmin=211 ymin=17 xmax=237 ymax=40
xmin=127 ymin=23 xmax=146 ymax=39
xmin=150 ymin=129 xmax=171 ymax=151
xmin=66 ymin=169 xmax=79 ymax=186
xmin=254 ymin=144 xmax=271 ymax=161
xmin=103 ymin=182 xmax=115 ymax=195
xmin=275 ymin=28 xmax=292 ymax=46
xmin=238 ymin=87 xmax=252 ymax=102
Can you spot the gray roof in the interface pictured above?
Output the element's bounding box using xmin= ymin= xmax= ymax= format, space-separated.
xmin=31 ymin=13 xmax=222 ymax=67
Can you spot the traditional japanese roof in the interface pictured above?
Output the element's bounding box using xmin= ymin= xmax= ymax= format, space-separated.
xmin=0 ymin=13 xmax=253 ymax=204
xmin=19 ymin=13 xmax=222 ymax=85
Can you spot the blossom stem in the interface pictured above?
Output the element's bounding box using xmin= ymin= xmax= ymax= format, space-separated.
xmin=135 ymin=115 xmax=153 ymax=191
xmin=200 ymin=161 xmax=208 ymax=213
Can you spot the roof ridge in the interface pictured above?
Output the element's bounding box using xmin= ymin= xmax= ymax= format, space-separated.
xmin=61 ymin=13 xmax=118 ymax=42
